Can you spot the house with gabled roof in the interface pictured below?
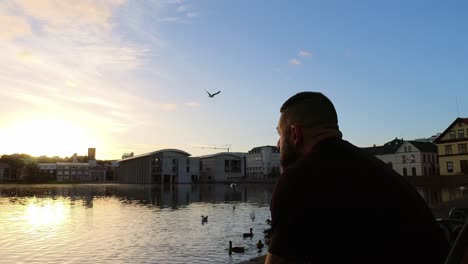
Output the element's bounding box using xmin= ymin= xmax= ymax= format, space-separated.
xmin=434 ymin=117 xmax=468 ymax=175
xmin=364 ymin=138 xmax=438 ymax=176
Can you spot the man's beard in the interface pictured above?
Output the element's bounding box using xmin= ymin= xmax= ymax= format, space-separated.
xmin=280 ymin=138 xmax=300 ymax=171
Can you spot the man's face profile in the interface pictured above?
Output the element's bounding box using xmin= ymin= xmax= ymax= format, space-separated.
xmin=277 ymin=115 xmax=300 ymax=170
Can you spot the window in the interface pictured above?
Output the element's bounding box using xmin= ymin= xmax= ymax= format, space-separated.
xmin=423 ymin=154 xmax=426 ymax=163
xmin=172 ymin=159 xmax=176 ymax=164
xmin=459 ymin=129 xmax=465 ymax=139
xmin=408 ymin=146 xmax=412 ymax=152
xmin=403 ymin=168 xmax=407 ymax=176
xmin=412 ymin=167 xmax=417 ymax=176
xmin=410 ymin=155 xmax=415 ymax=163
xmin=459 ymin=143 xmax=467 ymax=154
xmin=450 ymin=131 xmax=456 ymax=139
xmin=445 ymin=145 xmax=452 ymax=155
xmin=225 ymin=160 xmax=229 ymax=172
xmin=404 ymin=146 xmax=407 ymax=152
xmin=186 ymin=167 xmax=190 ymax=172
xmin=402 ymin=155 xmax=407 ymax=163
xmin=447 ymin=162 xmax=454 ymax=173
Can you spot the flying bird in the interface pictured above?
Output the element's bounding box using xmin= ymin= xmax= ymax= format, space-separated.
xmin=205 ymin=89 xmax=221 ymax=98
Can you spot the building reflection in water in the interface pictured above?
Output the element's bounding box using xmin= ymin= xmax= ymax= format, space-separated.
xmin=417 ymin=186 xmax=465 ymax=206
xmin=0 ymin=183 xmax=275 ymax=209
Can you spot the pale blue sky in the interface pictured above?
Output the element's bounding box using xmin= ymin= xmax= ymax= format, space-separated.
xmin=0 ymin=0 xmax=467 ymax=159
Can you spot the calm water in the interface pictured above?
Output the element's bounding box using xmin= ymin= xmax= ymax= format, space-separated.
xmin=0 ymin=184 xmax=273 ymax=264
xmin=1 ymin=183 xmax=467 ymax=264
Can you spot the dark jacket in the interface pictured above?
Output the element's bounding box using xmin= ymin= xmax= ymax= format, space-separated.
xmin=269 ymin=138 xmax=449 ymax=263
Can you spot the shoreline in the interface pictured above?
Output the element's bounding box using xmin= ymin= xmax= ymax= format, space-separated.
xmin=238 ymin=255 xmax=266 ymax=264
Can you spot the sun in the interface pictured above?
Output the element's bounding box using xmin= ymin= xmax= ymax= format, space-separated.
xmin=1 ymin=116 xmax=100 ymax=157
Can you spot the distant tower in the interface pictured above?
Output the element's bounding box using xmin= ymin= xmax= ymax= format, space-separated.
xmin=88 ymin=148 xmax=96 ymax=160
xmin=88 ymin=148 xmax=97 ymax=166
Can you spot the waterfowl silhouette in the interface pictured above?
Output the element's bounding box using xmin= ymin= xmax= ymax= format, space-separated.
xmin=256 ymin=240 xmax=264 ymax=252
xmin=205 ymin=89 xmax=221 ymax=98
xmin=243 ymin=228 xmax=254 ymax=238
xmin=228 ymin=241 xmax=245 ymax=255
xmin=201 ymin=215 xmax=208 ymax=224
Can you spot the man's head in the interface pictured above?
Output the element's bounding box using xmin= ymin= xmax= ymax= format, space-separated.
xmin=276 ymin=91 xmax=342 ymax=169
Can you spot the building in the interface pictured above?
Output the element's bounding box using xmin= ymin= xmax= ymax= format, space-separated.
xmin=56 ymin=162 xmax=90 ymax=181
xmin=434 ymin=118 xmax=468 ymax=175
xmin=198 ymin=153 xmax=245 ymax=182
xmin=246 ymin=146 xmax=280 ymax=178
xmin=364 ymin=138 xmax=438 ymax=176
xmin=117 ymin=149 xmax=199 ymax=184
xmin=122 ymin=152 xmax=134 ymax=159
xmin=89 ymin=165 xmax=106 ymax=182
xmin=0 ymin=162 xmax=12 ymax=181
xmin=38 ymin=163 xmax=57 ymax=179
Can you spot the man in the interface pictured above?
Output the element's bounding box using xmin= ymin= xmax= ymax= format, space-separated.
xmin=266 ymin=92 xmax=449 ymax=263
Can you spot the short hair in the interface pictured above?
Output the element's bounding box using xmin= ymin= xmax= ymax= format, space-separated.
xmin=280 ymin=91 xmax=339 ymax=129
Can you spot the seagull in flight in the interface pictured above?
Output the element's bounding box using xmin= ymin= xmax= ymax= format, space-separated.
xmin=205 ymin=89 xmax=221 ymax=98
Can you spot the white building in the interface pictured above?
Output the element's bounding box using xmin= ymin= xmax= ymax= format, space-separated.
xmin=246 ymin=146 xmax=280 ymax=178
xmin=364 ymin=138 xmax=439 ymax=176
xmin=117 ymin=149 xmax=199 ymax=184
xmin=198 ymin=153 xmax=245 ymax=182
xmin=56 ymin=162 xmax=89 ymax=181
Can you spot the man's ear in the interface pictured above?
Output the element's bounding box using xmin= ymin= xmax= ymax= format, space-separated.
xmin=290 ymin=124 xmax=303 ymax=147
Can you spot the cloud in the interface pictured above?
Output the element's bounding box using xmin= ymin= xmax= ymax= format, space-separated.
xmin=186 ymin=12 xmax=197 ymax=18
xmin=289 ymin=58 xmax=301 ymax=65
xmin=184 ymin=101 xmax=200 ymax=107
xmin=4 ymin=0 xmax=126 ymax=35
xmin=177 ymin=5 xmax=189 ymax=12
xmin=0 ymin=14 xmax=32 ymax=40
xmin=158 ymin=17 xmax=185 ymax=23
xmin=299 ymin=50 xmax=312 ymax=57
xmin=157 ymin=103 xmax=178 ymax=111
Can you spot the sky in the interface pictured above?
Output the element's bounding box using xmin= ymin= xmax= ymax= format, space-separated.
xmin=0 ymin=0 xmax=467 ymax=160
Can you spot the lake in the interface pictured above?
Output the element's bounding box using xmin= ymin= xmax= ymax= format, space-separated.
xmin=0 ymin=183 xmax=466 ymax=264
xmin=0 ymin=183 xmax=273 ymax=264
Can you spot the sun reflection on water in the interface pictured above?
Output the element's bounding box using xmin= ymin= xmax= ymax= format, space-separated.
xmin=25 ymin=199 xmax=68 ymax=227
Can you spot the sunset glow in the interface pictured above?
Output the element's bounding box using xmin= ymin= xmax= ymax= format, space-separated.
xmin=0 ymin=1 xmax=467 ymax=159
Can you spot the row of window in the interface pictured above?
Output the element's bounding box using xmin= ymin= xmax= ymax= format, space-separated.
xmin=57 ymin=166 xmax=88 ymax=170
xmin=401 ymin=154 xmax=436 ymax=163
xmin=57 ymin=171 xmax=89 ymax=175
xmin=445 ymin=144 xmax=468 ymax=155
xmin=449 ymin=129 xmax=468 ymax=140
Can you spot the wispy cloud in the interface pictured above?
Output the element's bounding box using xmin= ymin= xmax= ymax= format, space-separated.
xmin=177 ymin=5 xmax=189 ymax=12
xmin=299 ymin=50 xmax=312 ymax=57
xmin=159 ymin=1 xmax=198 ymax=23
xmin=157 ymin=103 xmax=178 ymax=111
xmin=186 ymin=12 xmax=197 ymax=18
xmin=184 ymin=101 xmax=200 ymax=107
xmin=0 ymin=14 xmax=32 ymax=40
xmin=289 ymin=58 xmax=301 ymax=65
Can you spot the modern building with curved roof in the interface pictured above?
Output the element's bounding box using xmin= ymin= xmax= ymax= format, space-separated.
xmin=116 ymin=149 xmax=199 ymax=184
